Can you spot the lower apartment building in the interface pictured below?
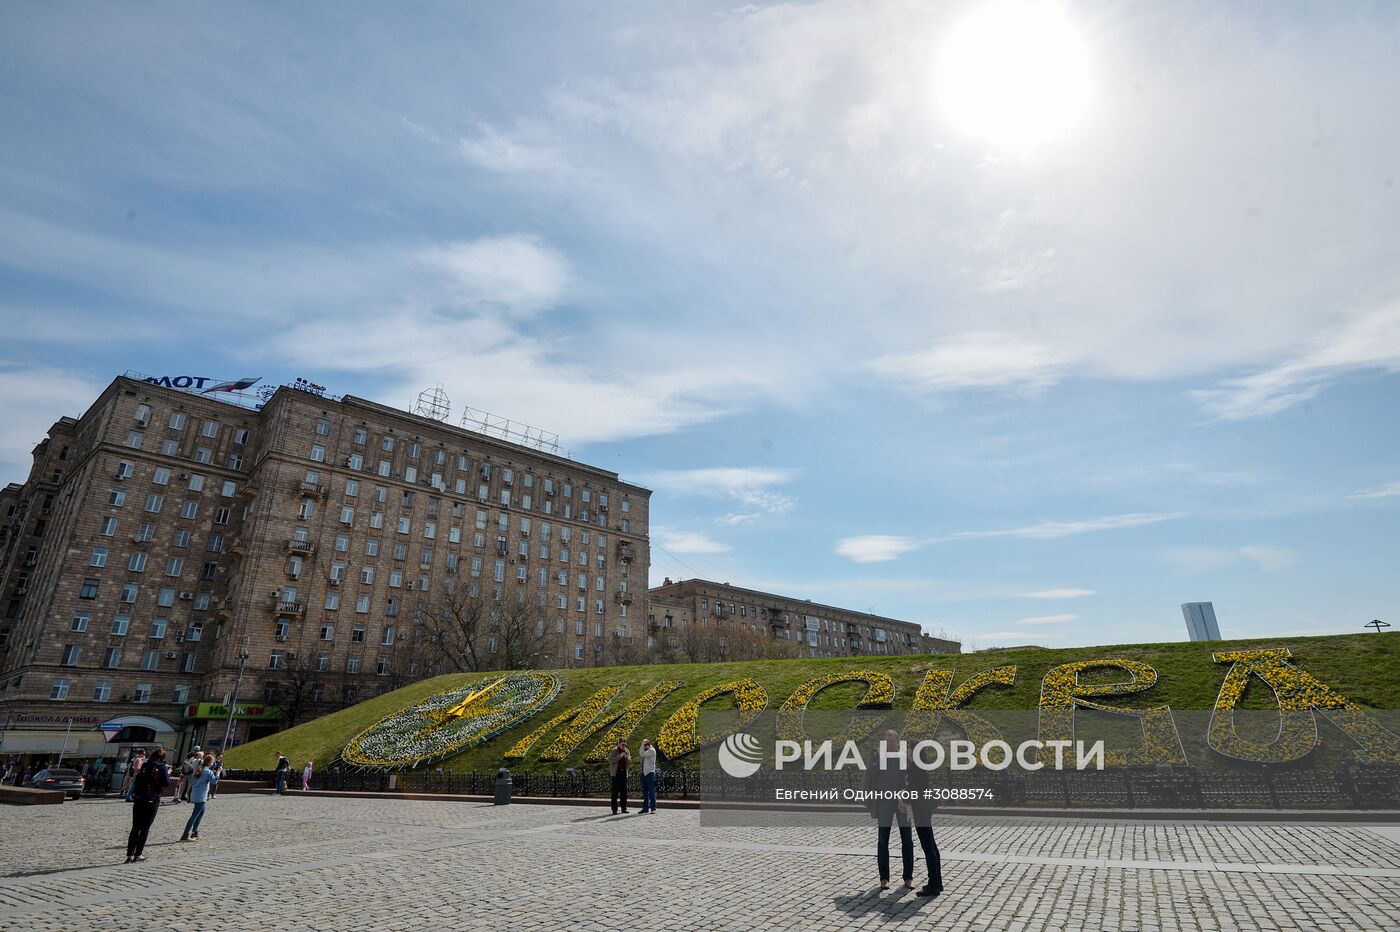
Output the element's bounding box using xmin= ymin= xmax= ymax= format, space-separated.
xmin=647 ymin=578 xmax=960 ymax=660
xmin=0 ymin=375 xmax=651 ymax=762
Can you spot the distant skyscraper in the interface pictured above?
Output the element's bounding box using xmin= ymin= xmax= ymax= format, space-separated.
xmin=1182 ymin=602 xmax=1222 ymax=641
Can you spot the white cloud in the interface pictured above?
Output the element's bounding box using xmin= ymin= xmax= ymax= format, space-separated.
xmin=872 ymin=332 xmax=1071 ymax=394
xmin=1017 ymin=588 xmax=1097 ymax=600
xmin=1240 ymin=544 xmax=1301 ymax=573
xmin=939 ymin=513 xmax=1182 ymax=542
xmin=654 ymin=529 xmax=732 ymax=554
xmin=972 ymin=631 xmax=1064 ymax=642
xmin=716 ymin=512 xmax=762 ymax=526
xmin=1015 ymin=614 xmax=1078 ymax=625
xmin=421 ymin=236 xmax=571 ymax=318
xmin=1164 ymin=547 xmax=1240 ymax=573
xmin=834 ymin=535 xmax=921 ymax=563
xmin=638 ymin=467 xmax=798 ymax=514
xmin=458 ymin=123 xmax=571 ymax=176
xmin=0 ymin=364 xmax=105 ymax=482
xmin=837 ymin=514 xmax=1180 ymax=564
xmin=1349 ymin=481 xmax=1400 ymax=500
xmin=1193 ymin=304 xmax=1400 ymax=419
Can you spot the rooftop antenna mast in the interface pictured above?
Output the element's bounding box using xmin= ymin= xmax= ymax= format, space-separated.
xmin=414 ymin=383 xmax=451 ymax=422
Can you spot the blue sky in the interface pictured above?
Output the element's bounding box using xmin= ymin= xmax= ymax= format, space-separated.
xmin=2 ymin=1 xmax=1398 ymax=649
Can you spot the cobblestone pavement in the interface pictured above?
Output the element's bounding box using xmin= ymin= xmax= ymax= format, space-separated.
xmin=1 ymin=796 xmax=1399 ymax=931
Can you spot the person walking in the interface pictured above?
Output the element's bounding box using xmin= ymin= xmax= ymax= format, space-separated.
xmin=208 ymin=752 xmax=224 ymax=799
xmin=274 ymin=751 xmax=289 ymax=796
xmin=905 ymin=762 xmax=944 ymax=898
xmin=126 ymin=748 xmax=170 ymax=863
xmin=608 ymin=738 xmax=630 ymax=814
xmin=301 ymin=759 xmax=313 ymax=792
xmin=179 ymin=754 xmax=220 ymax=842
xmin=122 ymin=751 xmax=146 ymax=802
xmin=177 ymin=751 xmax=198 ymax=802
xmin=639 ymin=738 xmax=658 ymax=814
xmin=867 ymin=729 xmax=913 ymax=891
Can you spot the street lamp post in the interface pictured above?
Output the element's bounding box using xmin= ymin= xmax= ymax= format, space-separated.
xmin=220 ymin=637 xmax=251 ymax=754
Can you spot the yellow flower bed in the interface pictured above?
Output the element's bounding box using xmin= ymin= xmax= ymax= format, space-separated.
xmin=1038 ymin=659 xmax=1185 ymax=766
xmin=657 ymin=679 xmax=769 ymax=758
xmin=907 ymin=665 xmax=1017 ymax=745
xmin=776 ymin=671 xmax=896 ymax=745
xmin=1209 ymin=648 xmax=1400 ymax=763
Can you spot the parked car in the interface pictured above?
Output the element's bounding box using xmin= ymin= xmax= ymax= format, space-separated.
xmin=26 ymin=768 xmax=85 ymax=800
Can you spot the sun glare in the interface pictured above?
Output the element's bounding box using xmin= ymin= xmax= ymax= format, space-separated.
xmin=937 ymin=0 xmax=1091 ymax=151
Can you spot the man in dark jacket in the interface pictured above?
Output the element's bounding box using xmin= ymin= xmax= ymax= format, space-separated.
xmin=608 ymin=739 xmax=630 ymax=814
xmin=126 ymin=747 xmax=171 ymax=862
xmin=274 ymin=751 xmax=289 ymax=796
xmin=867 ymin=729 xmax=913 ymax=890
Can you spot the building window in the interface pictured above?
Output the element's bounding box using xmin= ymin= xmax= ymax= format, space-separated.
xmin=116 ymin=460 xmax=135 ymax=480
xmin=90 ymin=547 xmax=109 ymax=567
xmin=376 ymin=655 xmax=390 ymax=676
xmin=141 ymin=650 xmax=160 ymax=671
xmin=71 ymin=611 xmax=89 ymax=632
xmin=79 ymin=578 xmax=100 ymax=599
xmin=320 ymin=623 xmax=335 ymax=640
xmin=109 ymin=488 xmax=126 ymax=506
xmin=180 ymin=501 xmax=198 ymax=519
xmin=154 ymin=467 xmax=171 ymax=486
xmin=93 ymin=680 xmax=112 ymax=702
xmin=316 ymin=652 xmax=330 ymax=672
xmin=346 ymin=654 xmax=362 ymax=674
xmin=61 ymin=644 xmax=80 ymax=666
xmin=173 ymin=683 xmax=190 ymax=702
xmin=352 ymin=624 xmax=366 ymax=643
xmin=186 ymin=623 xmax=202 ymax=641
xmin=127 ymin=431 xmax=145 ymax=449
xmin=188 ymin=474 xmax=205 ymax=492
xmin=268 ymin=651 xmax=285 ymax=670
xmin=325 ymin=591 xmax=341 ymax=610
xmin=145 ymin=494 xmax=163 ymax=513
xmin=111 ymin=616 xmax=130 ymax=637
xmin=104 ymin=647 xmax=122 ymax=668
xmin=381 ymin=625 xmax=394 ymax=645
xmin=173 ymin=529 xmax=191 ymax=548
xmin=100 ymin=517 xmax=118 ymax=537
xmin=311 ymin=443 xmax=326 ymax=462
xmin=150 ymin=618 xmax=167 ymax=639
xmin=50 ymin=678 xmax=70 ymax=701
xmin=134 ymin=683 xmax=151 ymax=703
xmin=165 ymin=557 xmax=184 ymax=577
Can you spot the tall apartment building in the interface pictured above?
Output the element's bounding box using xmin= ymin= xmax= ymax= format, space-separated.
xmin=647 ymin=578 xmax=960 ymax=658
xmin=1181 ymin=601 xmax=1221 ymax=642
xmin=0 ymin=375 xmax=651 ymax=760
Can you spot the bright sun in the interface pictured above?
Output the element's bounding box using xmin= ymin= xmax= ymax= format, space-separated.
xmin=937 ymin=0 xmax=1091 ymax=151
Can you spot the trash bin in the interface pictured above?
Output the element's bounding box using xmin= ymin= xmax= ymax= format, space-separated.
xmin=494 ymin=768 xmax=512 ymax=806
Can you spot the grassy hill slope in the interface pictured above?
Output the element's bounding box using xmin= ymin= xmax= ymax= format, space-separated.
xmin=222 ymin=632 xmax=1399 ymax=772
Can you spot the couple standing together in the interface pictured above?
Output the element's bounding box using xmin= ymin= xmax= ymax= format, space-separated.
xmin=867 ymin=729 xmax=943 ymax=898
xmin=607 ymin=737 xmax=658 ymax=814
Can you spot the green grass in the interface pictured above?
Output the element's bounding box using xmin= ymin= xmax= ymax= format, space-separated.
xmin=222 ymin=632 xmax=1400 ymax=772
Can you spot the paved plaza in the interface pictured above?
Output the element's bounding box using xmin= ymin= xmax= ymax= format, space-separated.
xmin=1 ymin=795 xmax=1399 ymax=931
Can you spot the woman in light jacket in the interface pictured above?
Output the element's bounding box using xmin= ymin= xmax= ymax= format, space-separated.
xmin=179 ymin=755 xmax=220 ymax=842
xmin=639 ymin=739 xmax=658 ymax=813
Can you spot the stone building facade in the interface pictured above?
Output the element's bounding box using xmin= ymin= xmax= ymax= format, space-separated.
xmin=0 ymin=375 xmax=651 ymax=757
xmin=647 ymin=578 xmax=960 ymax=659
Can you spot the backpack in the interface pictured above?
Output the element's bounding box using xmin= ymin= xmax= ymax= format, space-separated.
xmin=182 ymin=760 xmax=195 ymax=776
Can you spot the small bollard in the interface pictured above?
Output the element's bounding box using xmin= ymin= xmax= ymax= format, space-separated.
xmin=494 ymin=768 xmax=513 ymax=805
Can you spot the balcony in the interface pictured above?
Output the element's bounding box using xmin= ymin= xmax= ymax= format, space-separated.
xmin=614 ymin=590 xmax=633 ymax=605
xmin=228 ymin=539 xmax=247 ymax=557
xmin=296 ymin=481 xmax=327 ymax=499
xmin=616 ymin=541 xmax=635 ymax=562
xmin=287 ymin=539 xmax=315 ymax=555
xmin=273 ymin=600 xmax=305 ymax=617
xmin=240 ymin=483 xmax=258 ymax=500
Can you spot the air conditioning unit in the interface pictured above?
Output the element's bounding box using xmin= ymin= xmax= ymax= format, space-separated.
xmin=175 ymin=631 xmax=185 ymax=642
xmin=179 ymin=591 xmax=194 ymax=600
xmin=164 ymin=651 xmax=178 ymax=659
xmin=406 ymin=581 xmax=415 ymax=591
xmin=276 ymin=634 xmax=288 ymax=642
xmin=178 ymin=473 xmax=190 ymax=480
xmin=328 ymin=577 xmax=341 ymax=587
xmin=114 ymin=471 xmax=128 ymax=480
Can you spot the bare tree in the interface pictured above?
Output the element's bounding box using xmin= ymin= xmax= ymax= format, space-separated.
xmin=267 ymin=653 xmax=328 ymax=729
xmin=419 ymin=579 xmax=560 ymax=673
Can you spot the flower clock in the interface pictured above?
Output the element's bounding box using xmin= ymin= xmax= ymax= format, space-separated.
xmin=342 ymin=671 xmax=562 ymax=770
